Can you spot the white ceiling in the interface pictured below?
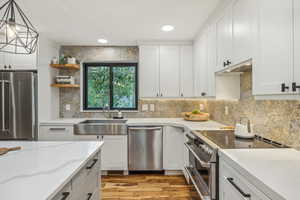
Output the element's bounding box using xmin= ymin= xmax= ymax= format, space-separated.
xmin=18 ymin=0 xmax=221 ymax=45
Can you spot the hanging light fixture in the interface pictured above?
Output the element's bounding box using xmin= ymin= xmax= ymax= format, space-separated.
xmin=0 ymin=0 xmax=38 ymax=54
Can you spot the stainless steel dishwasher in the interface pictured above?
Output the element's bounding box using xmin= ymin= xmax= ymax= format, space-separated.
xmin=128 ymin=126 xmax=163 ymax=171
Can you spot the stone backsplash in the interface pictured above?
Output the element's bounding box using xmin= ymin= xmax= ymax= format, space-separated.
xmin=207 ymin=72 xmax=300 ymax=148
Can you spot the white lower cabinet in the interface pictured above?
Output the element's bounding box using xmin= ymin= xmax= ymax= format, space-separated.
xmin=101 ymin=135 xmax=128 ymax=171
xmin=219 ymin=156 xmax=271 ymax=200
xmin=39 ymin=125 xmax=74 ymax=141
xmin=51 ymin=152 xmax=101 ymax=200
xmin=163 ymin=126 xmax=184 ymax=170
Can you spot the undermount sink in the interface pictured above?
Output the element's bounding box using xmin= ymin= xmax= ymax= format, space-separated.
xmin=74 ymin=119 xmax=128 ymax=135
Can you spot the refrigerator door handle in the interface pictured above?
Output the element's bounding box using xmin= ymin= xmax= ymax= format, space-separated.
xmin=1 ymin=80 xmax=4 ymax=132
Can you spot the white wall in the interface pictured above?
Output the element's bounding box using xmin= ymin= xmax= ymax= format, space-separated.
xmin=38 ymin=34 xmax=60 ymax=121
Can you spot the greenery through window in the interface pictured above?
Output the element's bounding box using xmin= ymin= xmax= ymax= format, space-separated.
xmin=83 ymin=63 xmax=138 ymax=110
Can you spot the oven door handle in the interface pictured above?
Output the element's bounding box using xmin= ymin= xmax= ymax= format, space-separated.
xmin=184 ymin=142 xmax=211 ymax=168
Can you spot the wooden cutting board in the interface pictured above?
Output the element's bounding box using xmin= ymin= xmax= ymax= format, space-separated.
xmin=0 ymin=147 xmax=21 ymax=156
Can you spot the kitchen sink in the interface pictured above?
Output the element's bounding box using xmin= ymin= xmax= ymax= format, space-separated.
xmin=74 ymin=119 xmax=128 ymax=135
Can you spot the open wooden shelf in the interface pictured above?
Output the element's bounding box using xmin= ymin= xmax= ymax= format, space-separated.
xmin=51 ymin=84 xmax=80 ymax=88
xmin=50 ymin=64 xmax=80 ymax=70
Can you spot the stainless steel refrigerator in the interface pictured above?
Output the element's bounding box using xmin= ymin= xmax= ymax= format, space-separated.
xmin=0 ymin=71 xmax=38 ymax=140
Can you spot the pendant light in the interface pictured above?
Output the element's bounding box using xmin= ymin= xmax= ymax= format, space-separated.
xmin=0 ymin=0 xmax=38 ymax=54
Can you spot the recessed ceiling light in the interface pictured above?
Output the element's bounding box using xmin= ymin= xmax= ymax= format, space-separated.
xmin=161 ymin=25 xmax=175 ymax=32
xmin=97 ymin=38 xmax=108 ymax=44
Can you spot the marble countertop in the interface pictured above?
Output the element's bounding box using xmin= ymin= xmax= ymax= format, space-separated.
xmin=219 ymin=148 xmax=300 ymax=200
xmin=0 ymin=141 xmax=104 ymax=200
xmin=40 ymin=118 xmax=225 ymax=131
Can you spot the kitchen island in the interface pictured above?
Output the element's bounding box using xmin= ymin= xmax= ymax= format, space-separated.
xmin=0 ymin=141 xmax=103 ymax=200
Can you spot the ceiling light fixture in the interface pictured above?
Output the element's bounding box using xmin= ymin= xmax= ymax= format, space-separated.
xmin=161 ymin=25 xmax=175 ymax=32
xmin=0 ymin=0 xmax=39 ymax=54
xmin=97 ymin=38 xmax=108 ymax=44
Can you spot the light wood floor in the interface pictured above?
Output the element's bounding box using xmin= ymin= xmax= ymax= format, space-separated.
xmin=101 ymin=174 xmax=202 ymax=200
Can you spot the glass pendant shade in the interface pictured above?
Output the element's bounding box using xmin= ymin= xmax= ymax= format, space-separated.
xmin=0 ymin=0 xmax=38 ymax=54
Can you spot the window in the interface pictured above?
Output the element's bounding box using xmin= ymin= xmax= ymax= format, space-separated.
xmin=83 ymin=63 xmax=138 ymax=110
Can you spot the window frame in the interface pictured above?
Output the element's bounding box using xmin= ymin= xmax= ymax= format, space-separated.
xmin=83 ymin=62 xmax=138 ymax=111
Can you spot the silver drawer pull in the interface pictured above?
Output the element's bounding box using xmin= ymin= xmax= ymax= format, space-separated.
xmin=227 ymin=177 xmax=251 ymax=199
xmin=60 ymin=192 xmax=70 ymax=200
xmin=49 ymin=128 xmax=66 ymax=131
xmin=86 ymin=159 xmax=98 ymax=170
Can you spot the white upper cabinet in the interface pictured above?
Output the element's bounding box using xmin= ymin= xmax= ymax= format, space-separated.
xmin=253 ymin=0 xmax=293 ymax=95
xmin=139 ymin=45 xmax=160 ymax=97
xmin=159 ymin=45 xmax=180 ymax=97
xmin=180 ymin=45 xmax=194 ymax=97
xmin=0 ymin=50 xmax=37 ymax=70
xmin=216 ymin=6 xmax=233 ymax=71
xmin=232 ymin=0 xmax=258 ymax=65
xmin=207 ymin=24 xmax=217 ymax=97
xmin=194 ymin=34 xmax=208 ymax=97
xmin=293 ymin=0 xmax=300 ymax=92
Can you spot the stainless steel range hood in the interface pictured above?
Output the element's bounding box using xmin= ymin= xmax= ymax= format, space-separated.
xmin=216 ymin=59 xmax=252 ymax=75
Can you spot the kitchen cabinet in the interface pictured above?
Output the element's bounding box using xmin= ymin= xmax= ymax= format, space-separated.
xmin=232 ymin=0 xmax=258 ymax=65
xmin=39 ymin=125 xmax=74 ymax=141
xmin=180 ymin=45 xmax=194 ymax=97
xmin=101 ymin=135 xmax=128 ymax=171
xmin=159 ymin=45 xmax=180 ymax=97
xmin=207 ymin=24 xmax=217 ymax=97
xmin=216 ymin=5 xmax=233 ymax=71
xmin=293 ymin=0 xmax=300 ymax=92
xmin=139 ymin=44 xmax=193 ymax=98
xmin=0 ymin=51 xmax=37 ymax=70
xmin=253 ymin=0 xmax=293 ymax=95
xmin=163 ymin=126 xmax=184 ymax=170
xmin=139 ymin=45 xmax=160 ymax=97
xmin=219 ymin=157 xmax=271 ymax=200
xmin=51 ymin=151 xmax=101 ymax=200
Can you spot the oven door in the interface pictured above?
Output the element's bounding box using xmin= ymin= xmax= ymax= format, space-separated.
xmin=184 ymin=142 xmax=216 ymax=200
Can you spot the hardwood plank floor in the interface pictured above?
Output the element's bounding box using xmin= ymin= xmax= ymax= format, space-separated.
xmin=101 ymin=174 xmax=202 ymax=200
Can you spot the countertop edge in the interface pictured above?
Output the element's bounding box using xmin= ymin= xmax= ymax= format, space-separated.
xmin=46 ymin=142 xmax=104 ymax=200
xmin=218 ymin=149 xmax=286 ymax=200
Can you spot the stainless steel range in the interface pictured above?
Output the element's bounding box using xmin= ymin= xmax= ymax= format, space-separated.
xmin=184 ymin=130 xmax=288 ymax=200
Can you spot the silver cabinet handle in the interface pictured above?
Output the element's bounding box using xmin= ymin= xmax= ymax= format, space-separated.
xmin=1 ymin=80 xmax=4 ymax=132
xmin=49 ymin=128 xmax=67 ymax=131
xmin=227 ymin=177 xmax=251 ymax=199
xmin=184 ymin=142 xmax=211 ymax=168
xmin=60 ymin=192 xmax=70 ymax=200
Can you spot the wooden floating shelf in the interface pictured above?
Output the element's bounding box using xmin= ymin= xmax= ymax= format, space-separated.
xmin=50 ymin=64 xmax=80 ymax=70
xmin=51 ymin=84 xmax=80 ymax=88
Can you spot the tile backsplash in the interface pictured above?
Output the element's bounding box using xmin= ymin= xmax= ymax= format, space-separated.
xmin=59 ymin=46 xmax=300 ymax=147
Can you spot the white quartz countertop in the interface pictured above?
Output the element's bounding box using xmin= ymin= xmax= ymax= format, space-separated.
xmin=40 ymin=118 xmax=225 ymax=131
xmin=219 ymin=148 xmax=300 ymax=200
xmin=0 ymin=141 xmax=104 ymax=200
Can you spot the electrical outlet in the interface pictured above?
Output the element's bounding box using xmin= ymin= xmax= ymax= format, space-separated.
xmin=65 ymin=104 xmax=71 ymax=111
xmin=199 ymin=104 xmax=205 ymax=111
xmin=225 ymin=106 xmax=229 ymax=115
xmin=142 ymin=104 xmax=149 ymax=112
xmin=150 ymin=104 xmax=155 ymax=112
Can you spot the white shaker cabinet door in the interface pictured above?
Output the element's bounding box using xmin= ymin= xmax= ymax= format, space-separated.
xmin=180 ymin=45 xmax=194 ymax=97
xmin=207 ymin=24 xmax=217 ymax=97
xmin=163 ymin=126 xmax=184 ymax=170
xmin=159 ymin=45 xmax=180 ymax=97
xmin=101 ymin=135 xmax=128 ymax=171
xmin=139 ymin=45 xmax=160 ymax=97
xmin=232 ymin=0 xmax=258 ymax=65
xmin=216 ymin=6 xmax=233 ymax=71
xmin=253 ymin=0 xmax=293 ymax=95
xmin=293 ymin=0 xmax=300 ymax=90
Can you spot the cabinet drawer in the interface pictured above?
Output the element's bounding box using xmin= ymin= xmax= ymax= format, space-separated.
xmin=72 ymin=152 xmax=100 ymax=200
xmin=52 ymin=183 xmax=72 ymax=200
xmin=220 ymin=161 xmax=271 ymax=200
xmin=39 ymin=126 xmax=74 ymax=141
